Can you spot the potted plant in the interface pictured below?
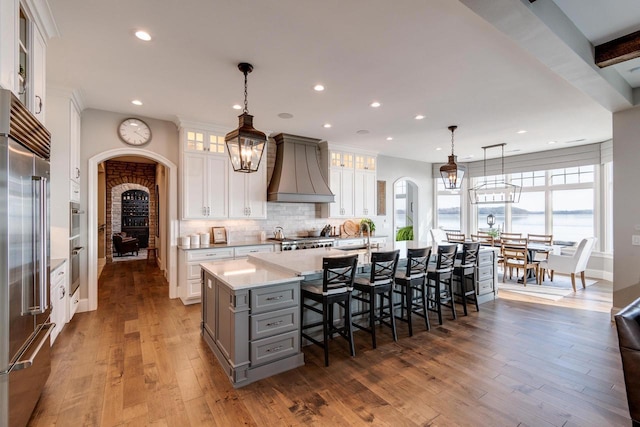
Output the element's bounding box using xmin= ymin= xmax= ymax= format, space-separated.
xmin=360 ymin=218 xmax=375 ymax=236
xmin=396 ymin=226 xmax=414 ymax=241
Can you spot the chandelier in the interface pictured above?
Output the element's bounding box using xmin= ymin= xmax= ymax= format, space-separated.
xmin=468 ymin=143 xmax=521 ymax=204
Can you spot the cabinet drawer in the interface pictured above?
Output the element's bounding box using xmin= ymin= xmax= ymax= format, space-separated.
xmin=478 ymin=278 xmax=494 ymax=295
xmin=187 ymin=248 xmax=234 ymax=262
xmin=250 ymin=330 xmax=299 ymax=367
xmin=51 ymin=266 xmax=66 ymax=287
xmin=250 ymin=282 xmax=299 ymax=314
xmin=477 ymin=265 xmax=494 ymax=282
xmin=251 ymin=306 xmax=298 ymax=341
xmin=478 ymin=251 xmax=494 ymax=266
xmin=187 ymin=263 xmax=202 ymax=280
xmin=188 ymin=279 xmax=201 ymax=299
xmin=235 ymin=245 xmax=274 ymax=258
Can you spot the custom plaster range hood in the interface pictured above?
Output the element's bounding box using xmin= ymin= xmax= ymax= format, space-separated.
xmin=267 ymin=133 xmax=335 ymax=203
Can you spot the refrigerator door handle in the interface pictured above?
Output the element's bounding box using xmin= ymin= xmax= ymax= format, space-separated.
xmin=26 ymin=176 xmax=47 ymax=315
xmin=10 ymin=323 xmax=54 ymax=372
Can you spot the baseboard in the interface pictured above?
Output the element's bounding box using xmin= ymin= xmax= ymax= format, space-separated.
xmin=77 ymin=297 xmax=90 ymax=313
xmin=585 ymin=268 xmax=613 ymax=282
xmin=611 ymin=306 xmax=622 ymax=322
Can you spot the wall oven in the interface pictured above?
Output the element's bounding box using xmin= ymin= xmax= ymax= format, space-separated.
xmin=70 ymin=202 xmax=83 ymax=238
xmin=69 ymin=238 xmax=83 ymax=296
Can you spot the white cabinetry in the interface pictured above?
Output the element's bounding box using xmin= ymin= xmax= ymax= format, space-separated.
xmin=0 ymin=1 xmax=54 ymax=122
xmin=178 ymin=244 xmax=275 ymax=305
xmin=179 ymin=123 xmax=268 ymax=220
xmin=179 ymin=247 xmax=234 ymax=304
xmin=48 ymin=89 xmax=84 ymax=260
xmin=50 ymin=260 xmax=67 ymax=345
xmin=229 ymin=163 xmax=266 ymax=218
xmin=320 ymin=144 xmax=377 ymax=219
xmin=182 ymin=152 xmax=228 ymax=219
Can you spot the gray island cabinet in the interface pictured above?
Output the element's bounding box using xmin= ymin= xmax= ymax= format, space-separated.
xmin=200 ymin=259 xmax=304 ymax=388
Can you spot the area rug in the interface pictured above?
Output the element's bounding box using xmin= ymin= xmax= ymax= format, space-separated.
xmin=498 ymin=275 xmax=598 ymax=301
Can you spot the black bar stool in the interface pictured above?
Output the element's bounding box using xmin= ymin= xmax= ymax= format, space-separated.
xmin=453 ymin=242 xmax=480 ymax=316
xmin=394 ymin=247 xmax=431 ymax=336
xmin=352 ymin=250 xmax=400 ymax=349
xmin=426 ymin=244 xmax=457 ymax=325
xmin=300 ymin=255 xmax=359 ymax=367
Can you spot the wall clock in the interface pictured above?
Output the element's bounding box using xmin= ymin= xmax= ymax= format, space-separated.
xmin=118 ymin=118 xmax=152 ymax=146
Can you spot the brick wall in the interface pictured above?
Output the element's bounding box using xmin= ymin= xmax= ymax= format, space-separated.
xmin=105 ymin=160 xmax=156 ymax=262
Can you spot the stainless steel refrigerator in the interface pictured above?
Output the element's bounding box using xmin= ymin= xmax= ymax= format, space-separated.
xmin=0 ymin=89 xmax=52 ymax=427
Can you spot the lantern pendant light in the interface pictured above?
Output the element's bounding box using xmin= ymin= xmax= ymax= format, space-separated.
xmin=225 ymin=62 xmax=267 ymax=173
xmin=440 ymin=125 xmax=466 ymax=189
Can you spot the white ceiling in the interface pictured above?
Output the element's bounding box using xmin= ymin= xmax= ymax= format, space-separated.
xmin=45 ymin=0 xmax=638 ymax=162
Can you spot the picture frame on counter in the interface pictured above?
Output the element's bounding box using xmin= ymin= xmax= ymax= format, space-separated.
xmin=212 ymin=227 xmax=227 ymax=243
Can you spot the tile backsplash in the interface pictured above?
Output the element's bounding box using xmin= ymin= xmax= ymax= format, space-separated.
xmin=179 ymin=202 xmax=374 ymax=243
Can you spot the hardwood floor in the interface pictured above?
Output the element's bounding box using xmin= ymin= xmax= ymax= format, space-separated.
xmin=29 ymin=261 xmax=631 ymax=426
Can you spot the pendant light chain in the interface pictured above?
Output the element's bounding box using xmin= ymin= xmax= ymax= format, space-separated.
xmin=243 ymin=70 xmax=249 ymax=114
xmin=450 ymin=127 xmax=455 ymax=156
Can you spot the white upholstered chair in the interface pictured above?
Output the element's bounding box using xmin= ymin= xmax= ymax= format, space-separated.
xmin=537 ymin=237 xmax=596 ymax=291
xmin=430 ymin=228 xmax=448 ymax=250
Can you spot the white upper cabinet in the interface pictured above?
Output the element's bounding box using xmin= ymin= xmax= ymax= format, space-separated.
xmin=354 ymin=169 xmax=376 ymax=217
xmin=228 ymin=161 xmax=267 ymax=219
xmin=179 ymin=123 xmax=268 ymax=220
xmin=1 ymin=1 xmax=56 ymax=122
xmin=320 ymin=143 xmax=376 ymax=219
xmin=182 ymin=152 xmax=228 ymax=219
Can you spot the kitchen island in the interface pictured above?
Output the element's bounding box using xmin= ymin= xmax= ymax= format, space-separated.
xmin=201 ymin=247 xmax=497 ymax=387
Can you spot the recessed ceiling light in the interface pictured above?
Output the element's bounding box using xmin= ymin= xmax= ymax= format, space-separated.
xmin=323 ymin=123 xmax=332 ymax=128
xmin=232 ymin=104 xmax=242 ymax=110
xmin=629 ymin=66 xmax=640 ymax=73
xmin=386 ymin=137 xmax=393 ymax=141
xmin=131 ymin=99 xmax=143 ymax=106
xmin=516 ymin=129 xmax=527 ymax=134
xmin=565 ymin=138 xmax=586 ymax=144
xmin=435 ymin=147 xmax=442 ymax=151
xmin=370 ymin=101 xmax=381 ymax=108
xmin=314 ymin=84 xmax=325 ymax=91
xmin=548 ymin=140 xmax=557 ymax=145
xmin=356 ymin=129 xmax=369 ymax=134
xmin=278 ymin=112 xmax=293 ymax=119
xmin=135 ymin=30 xmax=151 ymax=41
xmin=415 ymin=115 xmax=425 ymax=120
xmin=463 ymin=155 xmax=474 ymax=160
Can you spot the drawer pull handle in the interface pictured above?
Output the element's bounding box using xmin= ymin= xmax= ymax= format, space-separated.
xmin=266 ymin=345 xmax=283 ymax=353
xmin=266 ymin=320 xmax=284 ymax=327
xmin=265 ymin=295 xmax=283 ymax=301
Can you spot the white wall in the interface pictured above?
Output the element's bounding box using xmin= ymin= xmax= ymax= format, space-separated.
xmin=376 ymin=155 xmax=434 ymax=246
xmin=613 ymin=105 xmax=640 ymax=311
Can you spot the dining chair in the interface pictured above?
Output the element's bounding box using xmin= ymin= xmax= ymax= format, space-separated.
xmin=471 ymin=233 xmax=494 ymax=246
xmin=527 ymin=233 xmax=553 ymax=279
xmin=446 ymin=231 xmax=466 ymax=243
xmin=537 ymin=237 xmax=596 ymax=291
xmin=499 ymin=232 xmax=523 ymax=242
xmin=352 ymin=250 xmax=400 ymax=349
xmin=394 ymin=247 xmax=431 ymax=336
xmin=300 ymin=254 xmax=358 ymax=366
xmin=453 ymin=242 xmax=480 ymax=315
xmin=501 ymin=242 xmax=538 ymax=286
xmin=426 ymin=244 xmax=458 ymax=325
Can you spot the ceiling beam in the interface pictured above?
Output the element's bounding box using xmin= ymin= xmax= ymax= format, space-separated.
xmin=595 ymin=29 xmax=640 ymax=68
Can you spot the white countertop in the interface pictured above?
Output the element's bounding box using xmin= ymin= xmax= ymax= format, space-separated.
xmin=248 ymin=247 xmax=368 ymax=276
xmin=200 ymin=259 xmax=301 ymax=290
xmin=178 ymin=240 xmax=275 ymax=251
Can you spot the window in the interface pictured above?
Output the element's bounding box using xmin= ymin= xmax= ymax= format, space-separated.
xmin=436 ymin=180 xmax=461 ymax=231
xmin=551 ymin=165 xmax=594 ymax=185
xmin=511 ymin=170 xmax=545 ymax=188
xmin=511 ymin=191 xmax=545 ymax=235
xmin=552 ymin=189 xmax=594 ymax=243
xmin=477 ymin=204 xmax=504 ymax=231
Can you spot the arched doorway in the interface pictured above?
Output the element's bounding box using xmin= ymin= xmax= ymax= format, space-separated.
xmin=393 ymin=177 xmax=419 ymax=258
xmin=87 ymin=148 xmax=178 ymax=311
